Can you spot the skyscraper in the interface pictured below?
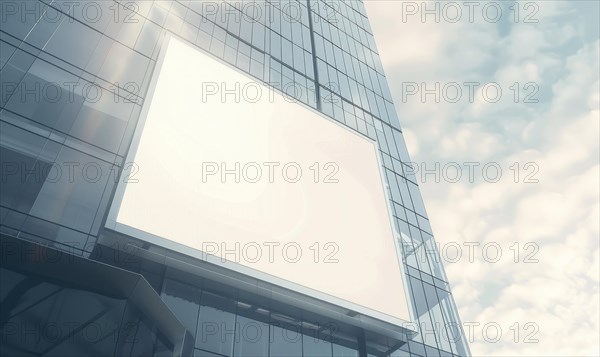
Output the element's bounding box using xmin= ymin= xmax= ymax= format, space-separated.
xmin=0 ymin=1 xmax=470 ymax=356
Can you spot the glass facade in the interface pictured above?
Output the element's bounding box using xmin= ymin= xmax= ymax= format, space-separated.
xmin=0 ymin=1 xmax=470 ymax=356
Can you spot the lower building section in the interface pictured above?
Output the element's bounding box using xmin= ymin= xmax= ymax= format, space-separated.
xmin=1 ymin=233 xmax=413 ymax=357
xmin=0 ymin=234 xmax=193 ymax=357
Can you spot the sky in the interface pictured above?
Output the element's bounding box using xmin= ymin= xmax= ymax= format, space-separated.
xmin=363 ymin=0 xmax=600 ymax=355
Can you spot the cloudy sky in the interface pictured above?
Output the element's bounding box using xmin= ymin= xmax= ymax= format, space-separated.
xmin=363 ymin=0 xmax=599 ymax=355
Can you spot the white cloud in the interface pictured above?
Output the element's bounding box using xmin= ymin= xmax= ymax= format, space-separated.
xmin=365 ymin=0 xmax=600 ymax=355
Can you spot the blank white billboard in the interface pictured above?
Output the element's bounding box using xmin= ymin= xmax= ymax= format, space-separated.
xmin=107 ymin=37 xmax=411 ymax=325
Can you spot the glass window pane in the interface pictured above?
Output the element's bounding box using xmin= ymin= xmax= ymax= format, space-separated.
xmin=196 ymin=292 xmax=236 ymax=356
xmin=161 ymin=279 xmax=201 ymax=336
xmin=302 ymin=328 xmax=332 ymax=357
xmin=233 ymin=314 xmax=268 ymax=357
xmin=270 ymin=324 xmax=302 ymax=357
xmin=45 ymin=19 xmax=102 ymax=69
xmin=333 ymin=343 xmax=359 ymax=357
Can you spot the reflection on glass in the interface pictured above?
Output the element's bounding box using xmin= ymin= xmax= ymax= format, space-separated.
xmin=161 ymin=278 xmax=201 ymax=336
xmin=270 ymin=324 xmax=303 ymax=357
xmin=196 ymin=292 xmax=236 ymax=356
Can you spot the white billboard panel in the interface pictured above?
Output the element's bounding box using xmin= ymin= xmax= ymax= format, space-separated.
xmin=107 ymin=37 xmax=412 ymax=325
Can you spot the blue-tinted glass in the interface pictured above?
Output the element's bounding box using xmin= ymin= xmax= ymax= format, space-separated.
xmin=233 ymin=314 xmax=269 ymax=357
xmin=161 ymin=279 xmax=201 ymax=336
xmin=270 ymin=323 xmax=303 ymax=357
xmin=333 ymin=343 xmax=359 ymax=357
xmin=194 ymin=349 xmax=222 ymax=357
xmin=196 ymin=292 xmax=236 ymax=355
xmin=302 ymin=328 xmax=332 ymax=357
